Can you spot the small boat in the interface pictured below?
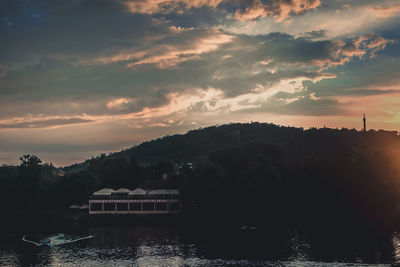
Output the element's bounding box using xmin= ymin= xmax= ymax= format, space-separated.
xmin=22 ymin=233 xmax=94 ymax=247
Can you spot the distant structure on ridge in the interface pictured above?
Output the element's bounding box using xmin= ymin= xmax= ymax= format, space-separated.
xmin=363 ymin=114 xmax=366 ymax=131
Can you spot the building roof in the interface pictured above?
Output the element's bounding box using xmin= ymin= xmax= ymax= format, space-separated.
xmin=92 ymin=187 xmax=179 ymax=196
xmin=93 ymin=188 xmax=115 ymax=195
xmin=115 ymin=188 xmax=130 ymax=193
xmin=129 ymin=188 xmax=147 ymax=195
xmin=148 ymin=189 xmax=180 ymax=195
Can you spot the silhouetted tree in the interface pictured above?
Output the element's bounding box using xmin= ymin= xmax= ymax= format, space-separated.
xmin=19 ymin=154 xmax=42 ymax=167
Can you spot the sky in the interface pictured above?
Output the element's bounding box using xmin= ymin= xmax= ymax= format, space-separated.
xmin=1 ymin=0 xmax=400 ymax=166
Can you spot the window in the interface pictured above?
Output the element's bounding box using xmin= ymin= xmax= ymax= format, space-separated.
xmin=130 ymin=203 xmax=141 ymax=211
xmin=90 ymin=203 xmax=102 ymax=211
xmin=104 ymin=203 xmax=115 ymax=211
xmin=143 ymin=202 xmax=154 ymax=210
xmin=117 ymin=203 xmax=128 ymax=211
xmin=155 ymin=203 xmax=167 ymax=210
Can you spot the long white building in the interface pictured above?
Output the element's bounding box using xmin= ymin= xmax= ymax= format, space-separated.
xmin=89 ymin=187 xmax=182 ymax=215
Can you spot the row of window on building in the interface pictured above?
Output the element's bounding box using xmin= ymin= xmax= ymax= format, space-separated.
xmin=90 ymin=201 xmax=181 ymax=212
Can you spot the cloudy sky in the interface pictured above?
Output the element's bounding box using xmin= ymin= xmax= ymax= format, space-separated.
xmin=0 ymin=0 xmax=399 ymax=166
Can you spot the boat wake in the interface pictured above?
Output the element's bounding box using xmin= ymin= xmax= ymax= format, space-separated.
xmin=22 ymin=233 xmax=94 ymax=247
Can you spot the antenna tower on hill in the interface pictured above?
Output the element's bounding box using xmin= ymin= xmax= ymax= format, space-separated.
xmin=363 ymin=114 xmax=366 ymax=131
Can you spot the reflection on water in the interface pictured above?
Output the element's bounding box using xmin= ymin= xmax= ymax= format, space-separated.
xmin=288 ymin=231 xmax=310 ymax=261
xmin=392 ymin=232 xmax=400 ymax=264
xmin=1 ymin=225 xmax=399 ymax=266
xmin=0 ymin=249 xmax=20 ymax=266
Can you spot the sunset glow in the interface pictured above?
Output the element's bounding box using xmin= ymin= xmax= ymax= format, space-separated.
xmin=1 ymin=0 xmax=399 ymax=165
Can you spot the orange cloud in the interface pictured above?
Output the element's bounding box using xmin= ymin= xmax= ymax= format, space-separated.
xmin=123 ymin=75 xmax=336 ymax=121
xmin=313 ymin=35 xmax=393 ymax=68
xmin=371 ymin=3 xmax=400 ymax=18
xmin=235 ymin=0 xmax=321 ymax=22
xmin=124 ymin=88 xmax=225 ymax=120
xmin=91 ymin=29 xmax=234 ymax=68
xmin=120 ymin=0 xmax=223 ymax=14
xmin=106 ymin=98 xmax=135 ymax=110
xmin=121 ymin=0 xmax=321 ymax=23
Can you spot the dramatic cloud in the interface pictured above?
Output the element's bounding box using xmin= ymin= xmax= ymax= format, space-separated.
xmin=0 ymin=0 xmax=399 ymax=165
xmin=0 ymin=0 xmax=171 ymax=66
xmin=235 ymin=0 xmax=321 ymax=22
xmin=223 ymin=0 xmax=400 ymax=39
xmin=252 ymin=33 xmax=392 ymax=68
xmin=120 ymin=0 xmax=224 ymax=14
xmin=90 ymin=28 xmax=234 ymax=68
xmin=371 ymin=3 xmax=400 ymax=18
xmin=121 ymin=0 xmax=322 ymax=22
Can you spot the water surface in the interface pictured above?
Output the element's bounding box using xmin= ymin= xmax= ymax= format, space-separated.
xmin=1 ymin=219 xmax=399 ymax=266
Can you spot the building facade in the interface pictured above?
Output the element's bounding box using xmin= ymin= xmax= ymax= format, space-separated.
xmin=89 ymin=188 xmax=182 ymax=215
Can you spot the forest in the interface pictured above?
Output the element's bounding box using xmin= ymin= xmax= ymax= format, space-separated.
xmin=1 ymin=122 xmax=400 ymax=232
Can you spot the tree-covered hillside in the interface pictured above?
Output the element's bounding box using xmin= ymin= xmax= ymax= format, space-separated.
xmin=107 ymin=122 xmax=400 ymax=163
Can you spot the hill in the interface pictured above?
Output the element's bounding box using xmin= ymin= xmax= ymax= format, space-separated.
xmin=65 ymin=122 xmax=400 ymax=169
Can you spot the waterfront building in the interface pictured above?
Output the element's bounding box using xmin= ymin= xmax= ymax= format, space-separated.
xmin=88 ymin=187 xmax=182 ymax=215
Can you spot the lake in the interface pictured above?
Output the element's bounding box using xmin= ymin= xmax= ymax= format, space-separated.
xmin=1 ymin=215 xmax=400 ymax=267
